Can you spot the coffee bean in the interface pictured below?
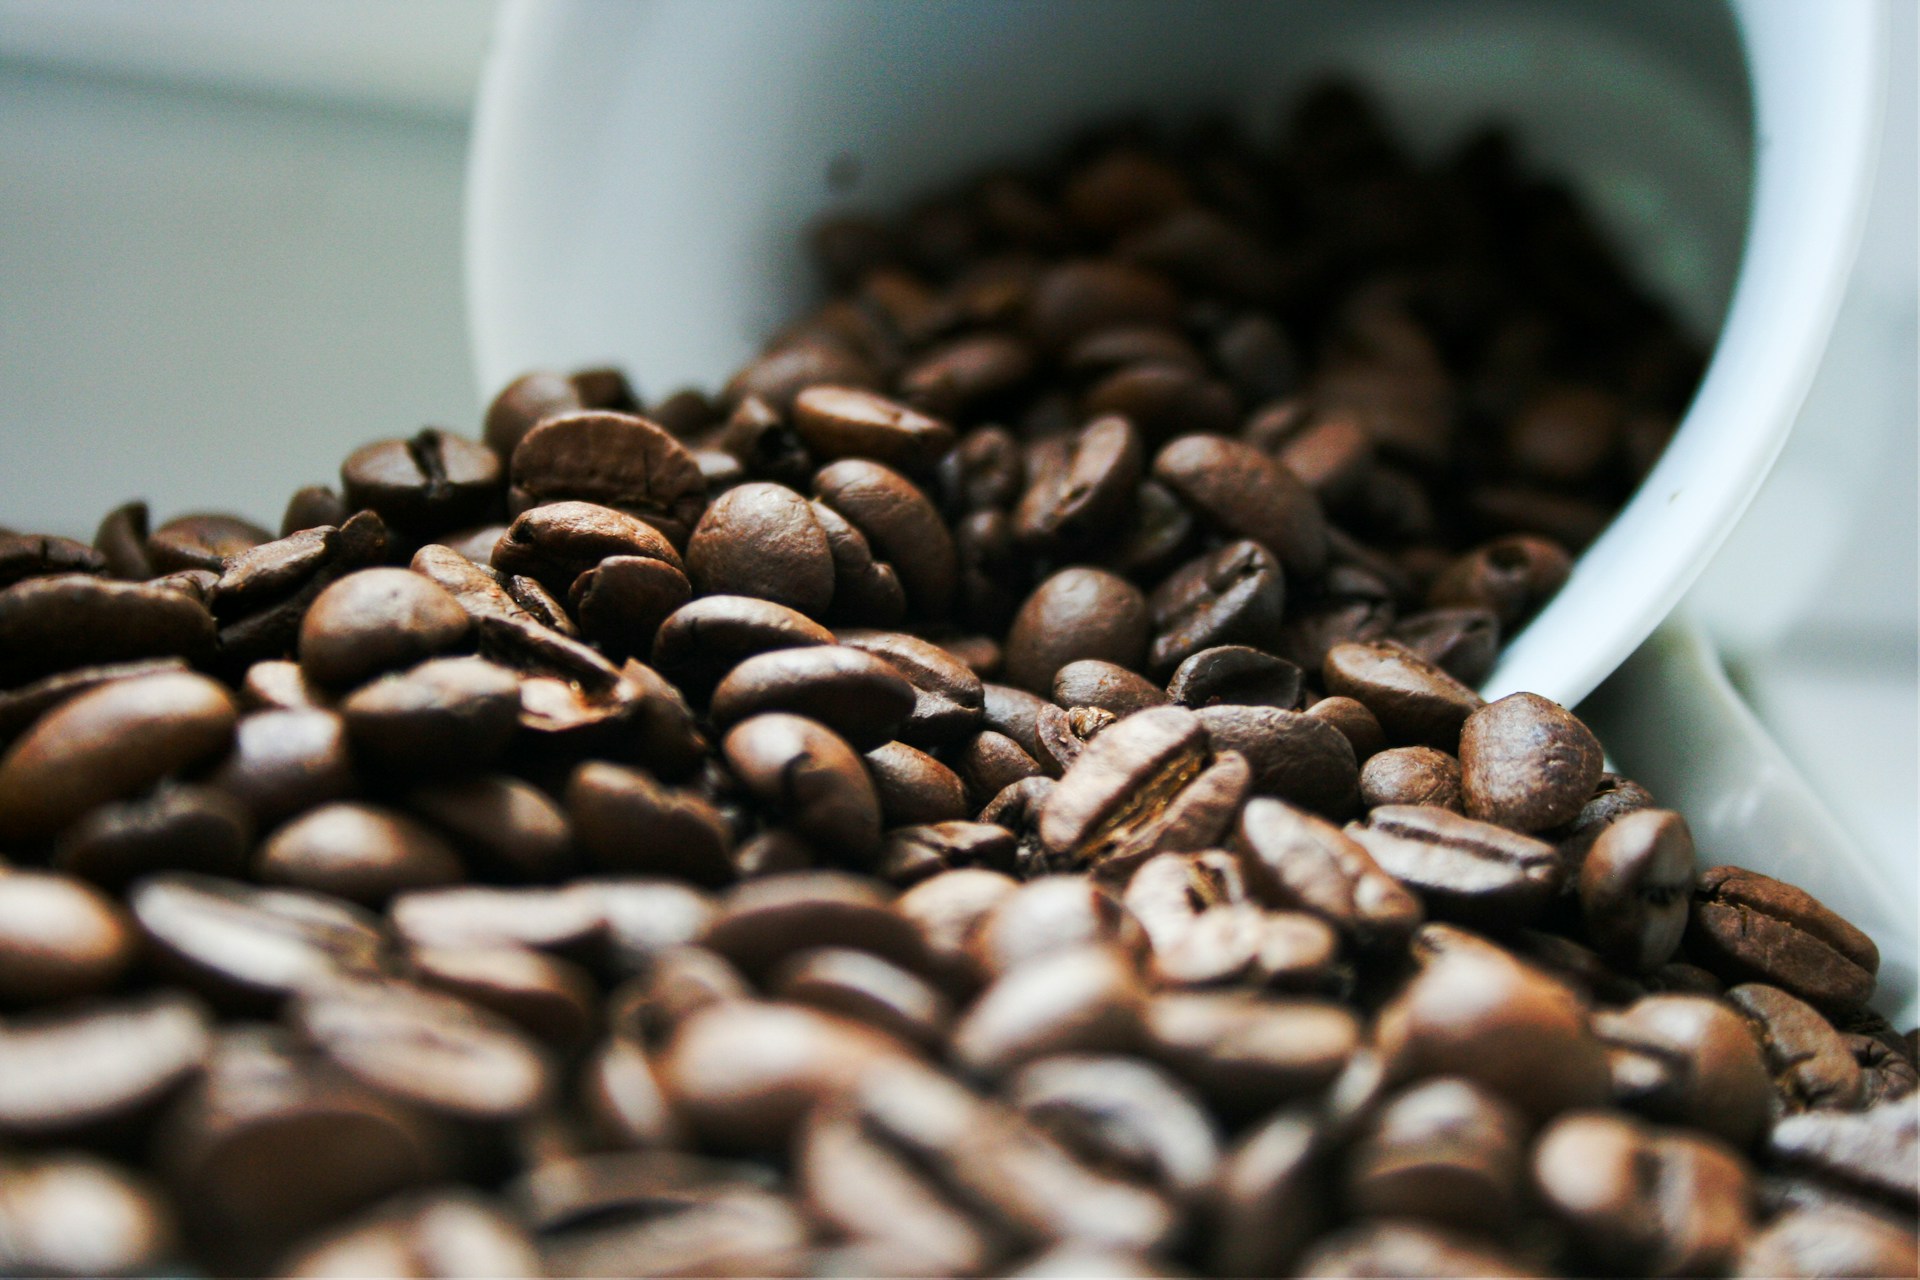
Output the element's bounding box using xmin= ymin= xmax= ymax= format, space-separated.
xmin=813 ymin=459 xmax=956 ymax=618
xmin=258 ymin=802 xmax=464 ymax=906
xmin=651 ymin=594 xmax=835 ymax=695
xmin=1376 ymin=948 xmax=1609 ymax=1120
xmin=1027 ymin=260 xmax=1181 ymax=351
xmin=1083 ymin=361 xmax=1238 ymax=446
xmin=491 ymin=499 xmax=686 ymax=604
xmin=147 ymin=512 xmax=272 ymax=575
xmin=1233 ymin=796 xmax=1422 ymax=947
xmin=1726 ymin=982 xmax=1867 ymax=1114
xmin=1324 ymin=639 xmax=1483 ymax=750
xmin=1052 ymin=659 xmax=1166 ymax=717
xmin=1147 ymin=541 xmax=1287 ymax=675
xmin=1735 ymin=1205 xmax=1920 ymax=1279
xmin=900 ymin=332 xmax=1035 ymax=418
xmin=0 ymin=993 xmax=211 ymax=1136
xmin=276 ymin=1188 xmax=542 ymax=1279
xmin=340 ymin=657 xmax=521 ymax=776
xmin=1341 ymin=1077 xmax=1529 ymax=1234
xmin=1579 ymin=808 xmax=1695 ymax=972
xmin=1690 ymin=867 xmax=1880 ymax=1013
xmin=1393 ymin=606 xmax=1500 ymax=686
xmin=0 ymin=870 xmax=136 ymax=1005
xmin=0 ymin=574 xmax=217 ymax=691
xmin=1594 ymin=993 xmax=1772 ymax=1147
xmin=1008 ymin=1054 xmax=1221 ymax=1199
xmin=1556 ymin=771 xmax=1657 ymax=869
xmin=53 ymin=783 xmax=254 ymax=888
xmin=509 ymin=411 xmax=707 ymax=547
xmin=1360 ymin=745 xmax=1463 ymax=811
xmin=954 ymin=944 xmax=1146 ymax=1075
xmin=403 ymin=775 xmax=572 ymax=882
xmin=566 ymin=761 xmax=734 ymax=886
xmin=895 ymin=868 xmax=1019 ymax=993
xmin=792 ymin=385 xmax=955 ymax=473
xmin=1014 ymin=415 xmax=1143 ymax=549
xmin=1196 ymin=703 xmax=1358 ymax=815
xmin=1153 ymin=434 xmax=1327 ymax=578
xmin=1004 ymin=568 xmax=1149 ymax=694
xmin=1533 ymin=1110 xmax=1754 ymax=1277
xmin=955 ymin=730 xmax=1045 ymax=805
xmin=1351 ymin=804 xmax=1563 ymax=927
xmin=837 ymin=629 xmax=985 ymax=747
xmin=1144 ymin=993 xmax=1359 ymax=1116
xmin=1166 ymin=645 xmax=1301 ymax=710
xmin=298 ymin=570 xmax=471 ymax=691
xmin=701 ymin=871 xmax=924 ymax=979
xmin=1206 ymin=1110 xmax=1329 ymax=1276
xmin=1429 ymin=534 xmax=1572 ymax=629
xmin=711 ymin=644 xmax=914 ymax=749
xmin=864 ymin=740 xmax=967 ymax=827
xmin=685 ymin=482 xmax=835 ymax=617
xmin=771 ymin=946 xmax=952 ymax=1049
xmin=207 ymin=708 xmax=355 ymax=825
xmin=1458 ymin=692 xmax=1603 ymax=831
xmin=0 ymin=1152 xmax=179 ymax=1277
xmin=1303 ymin=694 xmax=1386 ymax=761
xmin=721 ymin=714 xmax=882 ymax=860
xmin=341 ymin=429 xmax=503 ymax=540
xmin=0 ymin=670 xmax=237 ymax=844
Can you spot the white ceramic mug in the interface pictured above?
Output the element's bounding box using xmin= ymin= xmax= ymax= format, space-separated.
xmin=467 ymin=0 xmax=1887 ymax=711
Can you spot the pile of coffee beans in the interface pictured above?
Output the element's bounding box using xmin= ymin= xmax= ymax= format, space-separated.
xmin=0 ymin=86 xmax=1911 ymax=1277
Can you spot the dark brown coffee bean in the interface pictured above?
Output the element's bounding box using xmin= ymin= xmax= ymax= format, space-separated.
xmin=297 ymin=570 xmax=470 ymax=691
xmin=1295 ymin=1220 xmax=1538 ymax=1278
xmin=953 ymin=944 xmax=1145 ymax=1076
xmin=566 ymin=761 xmax=734 ymax=886
xmin=899 ymin=332 xmax=1035 ymax=418
xmin=277 ymin=1187 xmax=542 ymax=1279
xmin=1594 ymin=993 xmax=1772 ymax=1147
xmin=938 ymin=424 xmax=1025 ymax=514
xmin=1352 ymin=804 xmax=1562 ymax=926
xmin=1324 ymin=639 xmax=1484 ymax=750
xmin=405 ymin=775 xmax=571 ymax=882
xmin=1008 ymin=1054 xmax=1221 ymax=1200
xmin=721 ymin=714 xmax=882 ymax=860
xmin=53 ymin=783 xmax=254 ymax=889
xmin=0 ymin=657 xmax=191 ymax=752
xmin=1735 ymin=1205 xmax=1920 ymax=1279
xmin=1013 ymin=415 xmax=1142 ymax=549
xmin=863 ymin=740 xmax=967 ymax=828
xmin=147 ymin=512 xmax=272 ymax=574
xmin=1233 ymin=796 xmax=1422 ymax=947
xmin=1556 ymin=771 xmax=1657 ymax=869
xmin=813 ymin=459 xmax=956 ymax=618
xmin=701 ymin=871 xmax=924 ymax=979
xmin=1197 ymin=703 xmax=1358 ymax=815
xmin=652 ymin=596 xmax=835 ymax=697
xmin=93 ymin=500 xmax=154 ymax=578
xmin=0 ymin=1153 xmax=178 ymax=1277
xmin=0 ymin=573 xmax=217 ymax=689
xmin=292 ymin=977 xmax=551 ymax=1121
xmin=490 ymin=500 xmax=686 ymax=609
xmin=724 ymin=338 xmax=881 ymax=412
xmin=895 ymin=867 xmax=1019 ymax=993
xmin=1729 ymin=982 xmax=1868 ymax=1116
xmin=1052 ymin=660 xmax=1165 ymax=718
xmin=206 ymin=708 xmax=354 ymax=825
xmin=1004 ymin=568 xmax=1148 ymax=694
xmin=792 ymin=385 xmax=954 ymax=473
xmin=806 ymin=498 xmax=906 ymax=627
xmin=710 ymin=644 xmax=914 ymax=749
xmin=1146 ymin=541 xmax=1286 ymax=675
xmin=1458 ymin=692 xmax=1603 ymax=832
xmin=0 ymin=870 xmax=136 ymax=1005
xmin=340 ymin=430 xmax=502 ymax=541
xmin=0 ymin=529 xmax=107 ymax=588
xmin=771 ymin=946 xmax=952 ymax=1049
xmin=1578 ymin=808 xmax=1695 ymax=973
xmin=1428 ymin=534 xmax=1573 ymax=630
xmin=1360 ymin=746 xmax=1464 ymax=811
xmin=0 ymin=993 xmax=210 ymax=1136
xmin=484 ymin=370 xmax=585 ymax=457
xmin=1393 ymin=606 xmax=1501 ymax=686
xmin=1342 ymin=1077 xmax=1529 ymax=1234
xmin=1690 ymin=867 xmax=1879 ymax=1012
xmin=953 ymin=730 xmax=1044 ymax=807
xmin=1166 ymin=645 xmax=1300 ymax=710
xmin=1533 ymin=1110 xmax=1754 ymax=1277
xmin=1082 ymin=361 xmax=1238 ymax=445
xmin=658 ymin=1000 xmax=908 ymax=1149
xmin=1769 ymin=1096 xmax=1919 ymax=1215
xmin=508 ymin=411 xmax=707 ymax=546
xmin=1377 ymin=948 xmax=1609 ymax=1120
xmin=684 ymin=482 xmax=835 ymax=617
xmin=1143 ymin=993 xmax=1359 ymax=1116
xmin=0 ymin=670 xmax=237 ymax=844
xmin=258 ymin=803 xmax=464 ymax=906
xmin=1303 ymin=694 xmax=1387 ymax=761
xmin=1108 ymin=478 xmax=1197 ymax=580
xmin=1153 ymin=434 xmax=1327 ymax=578
xmin=1027 ymin=260 xmax=1181 ymax=351
xmin=1206 ymin=1109 xmax=1329 ymax=1276
xmin=340 ymin=657 xmax=521 ymax=776
xmin=835 ymin=628 xmax=984 ymax=747
xmin=404 ymin=945 xmax=596 ymax=1050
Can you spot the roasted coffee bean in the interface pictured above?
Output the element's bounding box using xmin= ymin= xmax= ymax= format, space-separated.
xmin=258 ymin=802 xmax=464 ymax=906
xmin=808 ymin=498 xmax=907 ymax=626
xmin=1767 ymin=1096 xmax=1919 ymax=1214
xmin=1166 ymin=645 xmax=1301 ymax=710
xmin=1234 ymin=797 xmax=1422 ymax=947
xmin=276 ymin=1187 xmax=542 ymax=1279
xmin=1009 ymin=1054 xmax=1221 ymax=1199
xmin=1196 ymin=703 xmax=1358 ymax=815
xmin=1689 ymin=866 xmax=1879 ymax=1012
xmin=1393 ymin=606 xmax=1500 ymax=686
xmin=895 ymin=867 xmax=1019 ymax=993
xmin=1144 ymin=993 xmax=1359 ymax=1116
xmin=1295 ymin=1220 xmax=1538 ymax=1278
xmin=1458 ymin=692 xmax=1603 ymax=831
xmin=1324 ymin=638 xmax=1483 ymax=750
xmin=1014 ymin=415 xmax=1142 ymax=549
xmin=1726 ymin=982 xmax=1867 ymax=1114
xmin=711 ymin=644 xmax=914 ymax=748
xmin=52 ymin=783 xmax=254 ymax=888
xmin=566 ymin=553 xmax=692 ymax=658
xmin=685 ymin=482 xmax=835 ymax=617
xmin=724 ymin=338 xmax=881 ymax=412
xmin=0 ymin=573 xmax=217 ymax=687
xmin=0 ymin=870 xmax=136 ymax=1005
xmin=838 ymin=628 xmax=985 ymax=747
xmin=651 ymin=594 xmax=835 ymax=695
xmin=1146 ymin=541 xmax=1287 ymax=675
xmin=1735 ymin=1204 xmax=1920 ymax=1279
xmin=298 ymin=569 xmax=471 ymax=690
xmin=567 ymin=761 xmax=734 ymax=886
xmin=1351 ymin=804 xmax=1563 ymax=927
xmin=1429 ymin=534 xmax=1572 ymax=629
xmin=0 ymin=1152 xmax=180 ymax=1277
xmin=407 ymin=947 xmax=591 ymax=1052
xmin=771 ymin=946 xmax=952 ymax=1049
xmin=0 ymin=993 xmax=210 ymax=1138
xmin=864 ymin=740 xmax=968 ymax=826
xmin=1593 ymin=993 xmax=1772 ymax=1147
xmin=878 ymin=821 xmax=1016 ymax=887
xmin=792 ymin=385 xmax=955 ymax=472
xmin=206 ymin=708 xmax=355 ymax=825
xmin=340 ymin=657 xmax=521 ymax=775
xmin=969 ymin=873 xmax=1145 ymax=982
xmin=1004 ymin=567 xmax=1150 ymax=693
xmin=721 ymin=714 xmax=882 ymax=860
xmin=1556 ymin=770 xmax=1657 ymax=868
xmin=1303 ymin=693 xmax=1387 ymax=761
xmin=1035 ymin=702 xmax=1113 ymax=774
xmin=0 ymin=531 xmax=106 ymax=592
xmin=484 ymin=370 xmax=585 ymax=457
xmin=813 ymin=458 xmax=956 ymax=618
xmin=955 ymin=729 xmax=1046 ymax=804
xmin=1533 ymin=1109 xmax=1754 ymax=1277
xmin=508 ymin=411 xmax=707 ymax=546
xmin=1360 ymin=745 xmax=1463 ymax=811
xmin=1341 ymin=1077 xmax=1529 ymax=1234
xmin=340 ymin=429 xmax=502 ymax=540
xmin=403 ymin=775 xmax=572 ymax=882
xmin=701 ymin=871 xmax=924 ymax=979
xmin=900 ymin=332 xmax=1035 ymax=418
xmin=1579 ymin=808 xmax=1695 ymax=973
xmin=146 ymin=512 xmax=272 ymax=574
xmin=0 ymin=670 xmax=237 ymax=844
xmin=1377 ymin=948 xmax=1609 ymax=1120
xmin=1084 ymin=361 xmax=1238 ymax=446
xmin=491 ymin=499 xmax=686 ymax=603
xmin=954 ymin=944 xmax=1146 ymax=1075
xmin=1052 ymin=659 xmax=1166 ymax=717
xmin=1153 ymin=434 xmax=1327 ymax=578
xmin=1027 ymin=260 xmax=1181 ymax=352
xmin=1206 ymin=1109 xmax=1329 ymax=1276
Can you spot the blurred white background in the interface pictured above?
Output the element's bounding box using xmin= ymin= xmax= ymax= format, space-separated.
xmin=0 ymin=1 xmax=1911 ymax=888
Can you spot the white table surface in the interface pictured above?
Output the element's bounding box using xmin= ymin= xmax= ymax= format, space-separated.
xmin=0 ymin=2 xmax=1912 ymax=986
